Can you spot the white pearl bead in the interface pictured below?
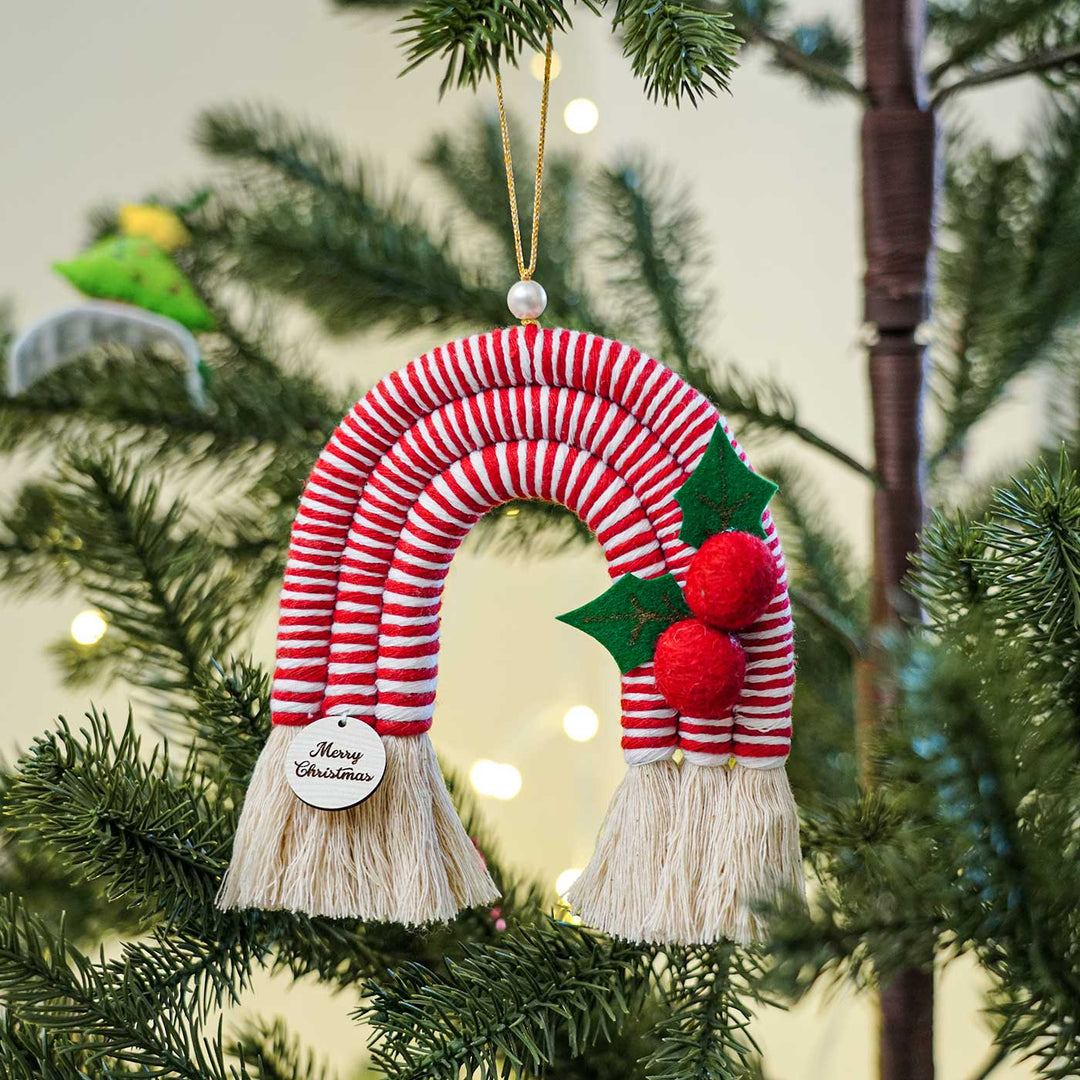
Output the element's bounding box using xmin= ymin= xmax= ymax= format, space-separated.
xmin=507 ymin=279 xmax=547 ymax=321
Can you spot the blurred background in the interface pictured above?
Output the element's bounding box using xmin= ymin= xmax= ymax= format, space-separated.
xmin=0 ymin=1 xmax=1060 ymax=1078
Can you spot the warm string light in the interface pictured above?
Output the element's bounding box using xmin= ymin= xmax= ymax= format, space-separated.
xmin=555 ymin=867 xmax=582 ymax=899
xmin=70 ymin=609 xmax=107 ymax=645
xmin=530 ymin=50 xmax=562 ymax=81
xmin=563 ymin=98 xmax=599 ymax=135
xmin=562 ymin=704 xmax=599 ymax=742
xmin=469 ymin=758 xmax=522 ymax=800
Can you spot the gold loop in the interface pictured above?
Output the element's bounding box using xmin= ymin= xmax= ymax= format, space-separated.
xmin=494 ymin=33 xmax=552 ymax=283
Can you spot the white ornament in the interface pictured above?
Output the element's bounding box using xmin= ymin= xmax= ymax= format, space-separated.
xmin=507 ymin=279 xmax=547 ymax=321
xmin=9 ymin=301 xmax=206 ymax=408
xmin=286 ymin=715 xmax=387 ymax=811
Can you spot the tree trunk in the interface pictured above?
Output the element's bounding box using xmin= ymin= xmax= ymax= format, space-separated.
xmin=860 ymin=1 xmax=936 ymax=1078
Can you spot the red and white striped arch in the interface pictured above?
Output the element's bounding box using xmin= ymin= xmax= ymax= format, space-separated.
xmin=271 ymin=327 xmax=794 ymax=769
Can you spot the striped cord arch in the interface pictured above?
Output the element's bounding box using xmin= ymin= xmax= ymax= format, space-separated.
xmin=271 ymin=327 xmax=794 ymax=770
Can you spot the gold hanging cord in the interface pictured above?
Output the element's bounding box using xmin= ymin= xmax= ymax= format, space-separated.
xmin=494 ymin=32 xmax=553 ymax=282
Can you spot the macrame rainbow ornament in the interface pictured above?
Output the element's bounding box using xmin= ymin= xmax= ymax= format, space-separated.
xmin=218 ymin=325 xmax=804 ymax=944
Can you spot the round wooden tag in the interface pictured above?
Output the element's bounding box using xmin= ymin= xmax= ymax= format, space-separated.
xmin=285 ymin=715 xmax=387 ymax=811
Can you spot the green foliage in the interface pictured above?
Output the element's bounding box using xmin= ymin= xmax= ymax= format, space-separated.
xmin=929 ymin=0 xmax=1080 ymax=89
xmin=0 ymin=451 xmax=251 ymax=717
xmin=614 ymin=0 xmax=741 ymax=106
xmin=645 ymin=945 xmax=763 ymax=1080
xmin=592 ymin=159 xmax=708 ymax=368
xmin=728 ymin=1 xmax=859 ymax=99
xmin=0 ymin=895 xmax=249 ymax=1080
xmin=234 ymin=1018 xmax=338 ymax=1080
xmin=4 ymin=9 xmax=1080 ymax=1079
xmin=365 ymin=923 xmax=656 ymax=1080
xmin=932 ymin=97 xmax=1080 ymax=466
xmin=332 ymin=0 xmax=740 ymax=105
xmin=193 ymin=106 xmax=507 ymax=336
xmin=423 ymin=112 xmax=600 ymax=330
xmin=767 ymin=457 xmax=1080 ymax=1075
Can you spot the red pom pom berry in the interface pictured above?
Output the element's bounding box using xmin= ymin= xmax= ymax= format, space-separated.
xmin=684 ymin=531 xmax=777 ymax=631
xmin=653 ymin=619 xmax=746 ymax=716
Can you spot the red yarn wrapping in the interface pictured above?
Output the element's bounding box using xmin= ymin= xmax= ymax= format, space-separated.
xmin=684 ymin=531 xmax=777 ymax=631
xmin=653 ymin=619 xmax=746 ymax=716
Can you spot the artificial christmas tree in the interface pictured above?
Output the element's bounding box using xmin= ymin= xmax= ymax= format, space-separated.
xmin=2 ymin=1 xmax=1080 ymax=1078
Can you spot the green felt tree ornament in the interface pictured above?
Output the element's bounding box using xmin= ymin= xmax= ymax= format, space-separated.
xmin=54 ymin=236 xmax=217 ymax=332
xmin=557 ymin=572 xmax=690 ymax=674
xmin=675 ymin=427 xmax=778 ymax=546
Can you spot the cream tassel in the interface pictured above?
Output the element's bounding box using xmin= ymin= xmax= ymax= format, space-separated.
xmin=644 ymin=761 xmax=734 ymax=945
xmin=723 ymin=762 xmax=805 ymax=943
xmin=217 ymin=727 xmax=499 ymax=923
xmin=564 ymin=758 xmax=680 ymax=943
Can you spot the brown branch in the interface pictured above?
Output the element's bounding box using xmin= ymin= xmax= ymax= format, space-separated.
xmin=693 ymin=0 xmax=868 ymax=102
xmin=743 ymin=23 xmax=870 ymax=102
xmin=931 ymin=43 xmax=1080 ymax=106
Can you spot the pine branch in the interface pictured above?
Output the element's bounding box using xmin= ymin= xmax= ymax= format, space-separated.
xmin=195 ymin=105 xmax=370 ymax=207
xmin=233 ymin=1019 xmax=337 ymax=1080
xmin=613 ymin=0 xmax=742 ymax=106
xmin=335 ymin=0 xmax=741 ymax=105
xmin=592 ymin=158 xmax=709 ymax=368
xmin=769 ymin=463 xmax=863 ymax=631
xmin=765 ymin=792 xmax=942 ymax=999
xmin=723 ymin=1 xmax=863 ymax=100
xmin=932 ymin=42 xmax=1080 ymax=104
xmin=747 ymin=23 xmax=862 ymax=100
xmin=977 ymin=449 xmax=1080 ymax=645
xmin=899 ymin=456 xmax=1080 ymax=1073
xmin=901 ymin=640 xmax=1080 ymax=1075
xmin=399 ymin=0 xmax=585 ymax=94
xmin=0 ymin=896 xmax=248 ymax=1080
xmin=696 ymin=366 xmax=876 ymax=480
xmin=930 ymin=147 xmax=1017 ymax=460
xmin=0 ymin=1014 xmax=145 ymax=1080
xmin=6 ymin=712 xmax=227 ymax=920
xmin=194 ymin=105 xmax=510 ymax=333
xmin=193 ymin=659 xmax=274 ymax=796
xmin=364 ymin=922 xmax=656 ymax=1080
xmin=0 ymin=344 xmax=339 ymax=488
xmin=0 ymin=451 xmax=247 ymax=714
xmin=928 ymin=0 xmax=1080 ymax=85
xmin=195 ymin=191 xmax=505 ymax=337
xmin=932 ymin=102 xmax=1080 ymax=466
xmin=915 ymin=452 xmax=1080 ymax=662
xmin=4 ymin=700 xmax=549 ymax=1019
xmin=644 ymin=944 xmax=763 ymax=1080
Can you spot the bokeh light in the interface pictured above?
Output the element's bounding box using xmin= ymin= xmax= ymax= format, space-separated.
xmin=70 ymin=609 xmax=107 ymax=646
xmin=563 ymin=98 xmax=599 ymax=135
xmin=555 ymin=867 xmax=582 ymax=899
xmin=563 ymin=704 xmax=599 ymax=742
xmin=470 ymin=758 xmax=523 ymax=800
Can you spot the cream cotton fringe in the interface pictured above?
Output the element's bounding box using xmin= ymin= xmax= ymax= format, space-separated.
xmin=217 ymin=726 xmax=498 ymax=923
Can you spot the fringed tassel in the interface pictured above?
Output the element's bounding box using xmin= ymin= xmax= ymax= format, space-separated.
xmin=723 ymin=762 xmax=805 ymax=943
xmin=564 ymin=758 xmax=680 ymax=943
xmin=217 ymin=727 xmax=498 ymax=923
xmin=644 ymin=761 xmax=733 ymax=944
xmin=641 ymin=760 xmax=805 ymax=946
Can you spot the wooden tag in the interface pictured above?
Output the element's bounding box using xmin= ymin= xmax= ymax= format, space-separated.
xmin=285 ymin=715 xmax=387 ymax=811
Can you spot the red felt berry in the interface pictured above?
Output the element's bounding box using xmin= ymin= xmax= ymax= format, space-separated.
xmin=653 ymin=619 xmax=746 ymax=716
xmin=684 ymin=531 xmax=776 ymax=631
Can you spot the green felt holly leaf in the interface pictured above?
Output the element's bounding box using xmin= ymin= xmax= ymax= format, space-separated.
xmin=54 ymin=236 xmax=216 ymax=332
xmin=557 ymin=573 xmax=690 ymax=674
xmin=675 ymin=426 xmax=778 ymax=545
